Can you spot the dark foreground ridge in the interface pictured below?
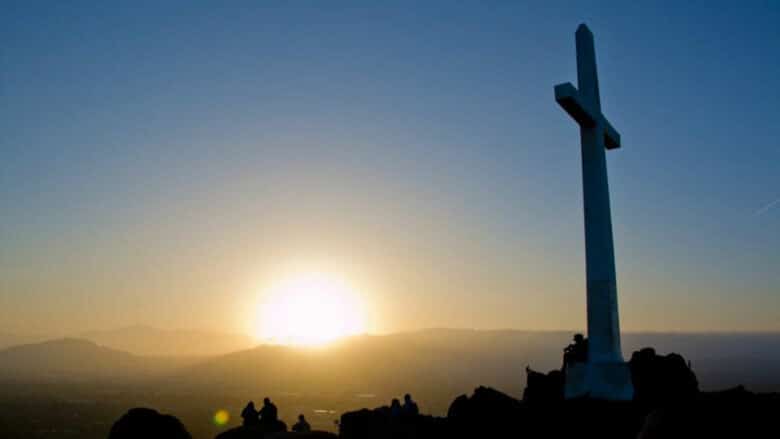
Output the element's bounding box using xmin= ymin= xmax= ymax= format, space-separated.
xmin=108 ymin=346 xmax=779 ymax=439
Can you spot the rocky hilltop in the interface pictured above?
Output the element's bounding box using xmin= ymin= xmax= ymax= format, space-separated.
xmin=107 ymin=346 xmax=778 ymax=438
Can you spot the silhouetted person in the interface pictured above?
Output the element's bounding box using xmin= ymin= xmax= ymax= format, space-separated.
xmin=292 ymin=414 xmax=311 ymax=433
xmin=402 ymin=393 xmax=419 ymax=416
xmin=241 ymin=401 xmax=260 ymax=427
xmin=563 ymin=333 xmax=588 ymax=368
xmin=260 ymin=397 xmax=278 ymax=423
xmin=390 ymin=398 xmax=402 ymax=418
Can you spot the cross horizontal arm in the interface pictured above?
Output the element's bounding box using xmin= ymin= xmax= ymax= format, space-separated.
xmin=603 ymin=117 xmax=621 ymax=150
xmin=555 ymin=82 xmax=621 ymax=150
xmin=555 ymin=82 xmax=597 ymax=127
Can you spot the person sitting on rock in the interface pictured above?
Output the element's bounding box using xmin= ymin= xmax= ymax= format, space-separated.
xmin=563 ymin=333 xmax=588 ymax=367
xmin=402 ymin=393 xmax=419 ymax=416
xmin=241 ymin=401 xmax=260 ymax=427
xmin=292 ymin=414 xmax=311 ymax=433
xmin=259 ymin=397 xmax=278 ymax=423
xmin=390 ymin=398 xmax=402 ymax=417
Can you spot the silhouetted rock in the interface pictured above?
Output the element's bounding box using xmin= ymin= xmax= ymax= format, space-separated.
xmin=266 ymin=433 xmax=337 ymax=439
xmin=523 ymin=367 xmax=564 ymax=402
xmin=448 ymin=386 xmax=645 ymax=439
xmin=629 ymin=347 xmax=698 ymax=407
xmin=637 ymin=387 xmax=778 ymax=438
xmin=339 ymin=408 xmax=387 ymax=439
xmin=108 ymin=407 xmax=191 ymax=439
xmin=451 ymin=387 xmax=642 ymax=438
xmin=232 ymin=370 xmax=774 ymax=439
xmin=339 ymin=404 xmax=444 ymax=439
xmin=445 ymin=394 xmax=469 ymax=419
xmin=446 ymin=386 xmax=524 ymax=438
xmin=215 ymin=419 xmax=287 ymax=439
xmin=525 ymin=340 xmax=701 ymax=406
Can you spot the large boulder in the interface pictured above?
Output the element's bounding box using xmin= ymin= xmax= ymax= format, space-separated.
xmin=523 ymin=367 xmax=564 ymax=402
xmin=339 ymin=405 xmax=444 ymax=439
xmin=629 ymin=348 xmax=698 ymax=407
xmin=108 ymin=408 xmax=191 ymax=439
xmin=449 ymin=386 xmax=642 ymax=439
xmin=446 ymin=386 xmax=524 ymax=438
xmin=339 ymin=408 xmax=390 ymax=439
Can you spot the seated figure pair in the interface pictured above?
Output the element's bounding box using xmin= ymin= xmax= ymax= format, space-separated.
xmin=390 ymin=393 xmax=419 ymax=418
xmin=240 ymin=397 xmax=278 ymax=427
xmin=241 ymin=397 xmax=311 ymax=433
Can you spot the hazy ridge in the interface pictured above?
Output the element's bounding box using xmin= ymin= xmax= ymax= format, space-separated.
xmin=79 ymin=325 xmax=258 ymax=357
xmin=1 ymin=328 xmax=779 ymax=439
xmin=2 ymin=328 xmax=779 ymax=393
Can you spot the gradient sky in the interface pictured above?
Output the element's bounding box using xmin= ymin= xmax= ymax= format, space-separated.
xmin=1 ymin=1 xmax=778 ymax=337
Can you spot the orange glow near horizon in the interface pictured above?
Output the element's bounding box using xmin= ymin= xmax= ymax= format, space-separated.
xmin=253 ymin=271 xmax=367 ymax=346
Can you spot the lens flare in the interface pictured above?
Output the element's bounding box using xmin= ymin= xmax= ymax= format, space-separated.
xmin=213 ymin=409 xmax=230 ymax=426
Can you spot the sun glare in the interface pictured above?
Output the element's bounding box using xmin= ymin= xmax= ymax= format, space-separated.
xmin=254 ymin=272 xmax=366 ymax=346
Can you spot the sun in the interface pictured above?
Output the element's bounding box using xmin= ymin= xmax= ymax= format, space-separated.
xmin=254 ymin=272 xmax=367 ymax=346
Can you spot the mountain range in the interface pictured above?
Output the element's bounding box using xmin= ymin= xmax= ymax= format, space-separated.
xmin=2 ymin=328 xmax=779 ymax=438
xmin=79 ymin=325 xmax=257 ymax=357
xmin=2 ymin=328 xmax=779 ymax=399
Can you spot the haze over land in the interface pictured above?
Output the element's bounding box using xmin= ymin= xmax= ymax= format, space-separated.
xmin=3 ymin=328 xmax=780 ymax=395
xmin=1 ymin=328 xmax=779 ymax=438
xmin=79 ymin=326 xmax=257 ymax=357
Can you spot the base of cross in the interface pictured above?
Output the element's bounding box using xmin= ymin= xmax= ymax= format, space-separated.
xmin=564 ymin=361 xmax=634 ymax=400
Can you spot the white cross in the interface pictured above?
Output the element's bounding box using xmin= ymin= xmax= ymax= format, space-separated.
xmin=553 ymin=24 xmax=633 ymax=400
xmin=555 ymin=26 xmax=621 ymax=151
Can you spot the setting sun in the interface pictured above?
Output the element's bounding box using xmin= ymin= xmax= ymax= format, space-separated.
xmin=254 ymin=272 xmax=367 ymax=346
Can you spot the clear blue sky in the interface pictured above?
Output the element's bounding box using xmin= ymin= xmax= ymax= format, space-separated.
xmin=1 ymin=1 xmax=778 ymax=335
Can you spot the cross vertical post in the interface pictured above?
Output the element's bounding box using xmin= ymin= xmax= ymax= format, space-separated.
xmin=554 ymin=24 xmax=633 ymax=400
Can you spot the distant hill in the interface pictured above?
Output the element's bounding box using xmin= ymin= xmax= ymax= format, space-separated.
xmin=80 ymin=325 xmax=257 ymax=357
xmin=623 ymin=331 xmax=780 ymax=393
xmin=0 ymin=332 xmax=48 ymax=351
xmin=174 ymin=328 xmax=555 ymax=393
xmin=166 ymin=329 xmax=557 ymax=415
xmin=164 ymin=329 xmax=780 ymax=414
xmin=1 ymin=329 xmax=778 ymax=406
xmin=0 ymin=329 xmax=779 ymax=438
xmin=0 ymin=338 xmax=197 ymax=381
